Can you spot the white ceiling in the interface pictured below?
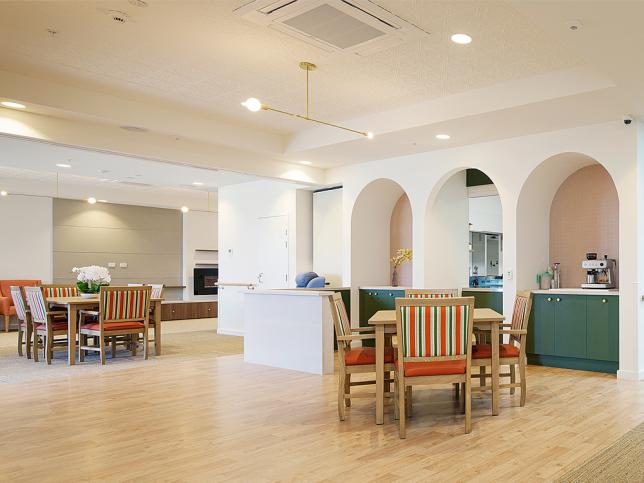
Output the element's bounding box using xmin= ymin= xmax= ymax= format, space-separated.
xmin=0 ymin=0 xmax=580 ymax=134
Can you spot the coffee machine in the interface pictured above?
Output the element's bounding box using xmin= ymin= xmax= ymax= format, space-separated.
xmin=581 ymin=253 xmax=616 ymax=289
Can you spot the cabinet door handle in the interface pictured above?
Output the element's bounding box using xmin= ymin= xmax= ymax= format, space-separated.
xmin=388 ymin=293 xmax=393 ymax=297
xmin=556 ymin=298 xmax=561 ymax=302
xmin=602 ymin=298 xmax=607 ymax=303
xmin=547 ymin=297 xmax=552 ymax=302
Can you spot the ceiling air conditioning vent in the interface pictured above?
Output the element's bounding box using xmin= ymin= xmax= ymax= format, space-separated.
xmin=234 ymin=0 xmax=428 ymax=55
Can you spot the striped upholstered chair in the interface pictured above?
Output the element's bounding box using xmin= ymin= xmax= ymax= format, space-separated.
xmin=41 ymin=284 xmax=79 ymax=298
xmin=405 ymin=288 xmax=461 ymax=298
xmin=24 ymin=286 xmax=69 ymax=364
xmin=472 ymin=291 xmax=533 ymax=408
xmin=330 ymin=292 xmax=394 ymax=421
xmin=393 ymin=296 xmax=475 ymax=438
xmin=10 ymin=286 xmax=32 ymax=358
xmin=78 ymin=286 xmax=151 ymax=365
xmin=128 ymin=283 xmax=164 ymax=354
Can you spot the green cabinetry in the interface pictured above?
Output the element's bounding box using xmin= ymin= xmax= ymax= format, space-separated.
xmin=528 ymin=293 xmax=618 ymax=373
xmin=359 ymin=288 xmax=405 ymax=346
xmin=461 ymin=290 xmax=503 ymax=313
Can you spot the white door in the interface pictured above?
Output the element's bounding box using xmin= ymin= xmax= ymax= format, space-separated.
xmin=256 ymin=215 xmax=289 ymax=288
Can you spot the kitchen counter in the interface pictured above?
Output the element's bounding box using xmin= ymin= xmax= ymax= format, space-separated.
xmin=359 ymin=286 xmax=408 ymax=291
xmin=463 ymin=287 xmax=503 ymax=293
xmin=532 ymin=288 xmax=618 ymax=296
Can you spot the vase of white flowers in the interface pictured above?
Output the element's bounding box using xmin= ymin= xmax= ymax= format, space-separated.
xmin=72 ymin=265 xmax=111 ymax=297
xmin=390 ymin=248 xmax=412 ymax=287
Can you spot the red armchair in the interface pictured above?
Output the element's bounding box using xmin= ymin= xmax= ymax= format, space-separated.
xmin=0 ymin=280 xmax=40 ymax=331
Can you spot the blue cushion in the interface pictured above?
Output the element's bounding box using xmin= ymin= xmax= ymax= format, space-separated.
xmin=295 ymin=272 xmax=318 ymax=288
xmin=306 ymin=276 xmax=326 ymax=288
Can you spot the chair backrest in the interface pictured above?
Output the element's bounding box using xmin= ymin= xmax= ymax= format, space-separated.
xmin=405 ymin=288 xmax=461 ymax=299
xmin=100 ymin=286 xmax=151 ymax=324
xmin=330 ymin=292 xmax=352 ymax=351
xmin=150 ymin=284 xmax=164 ymax=299
xmin=510 ymin=290 xmax=533 ymax=344
xmin=41 ymin=284 xmax=79 ymax=298
xmin=10 ymin=286 xmax=28 ymax=322
xmin=24 ymin=286 xmax=49 ymax=324
xmin=396 ymin=297 xmax=475 ymax=366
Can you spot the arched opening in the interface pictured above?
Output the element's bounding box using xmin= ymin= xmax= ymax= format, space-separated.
xmin=516 ymin=153 xmax=619 ymax=291
xmin=424 ymin=168 xmax=503 ymax=292
xmin=350 ymin=178 xmax=412 ymax=320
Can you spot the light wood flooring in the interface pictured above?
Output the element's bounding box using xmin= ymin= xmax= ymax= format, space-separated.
xmin=0 ymin=321 xmax=642 ymax=482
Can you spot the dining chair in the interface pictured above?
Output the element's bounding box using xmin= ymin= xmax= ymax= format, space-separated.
xmin=41 ymin=284 xmax=79 ymax=297
xmin=10 ymin=286 xmax=32 ymax=359
xmin=393 ymin=296 xmax=475 ymax=438
xmin=128 ymin=283 xmax=164 ymax=354
xmin=78 ymin=285 xmax=151 ymax=365
xmin=404 ymin=288 xmax=461 ymax=298
xmin=330 ymin=292 xmax=395 ymax=421
xmin=471 ymin=290 xmax=533 ymax=407
xmin=24 ymin=286 xmax=69 ymax=364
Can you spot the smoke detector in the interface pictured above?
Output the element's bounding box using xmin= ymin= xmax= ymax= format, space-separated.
xmin=107 ymin=10 xmax=129 ymax=23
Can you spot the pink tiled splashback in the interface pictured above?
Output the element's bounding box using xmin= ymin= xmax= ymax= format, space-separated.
xmin=550 ymin=165 xmax=619 ymax=288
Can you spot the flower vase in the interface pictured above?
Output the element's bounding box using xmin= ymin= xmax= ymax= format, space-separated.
xmin=80 ymin=292 xmax=98 ymax=299
xmin=391 ymin=267 xmax=399 ymax=287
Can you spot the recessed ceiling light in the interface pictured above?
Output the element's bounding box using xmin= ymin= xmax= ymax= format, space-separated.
xmin=566 ymin=19 xmax=583 ymax=32
xmin=181 ymin=206 xmax=189 ymax=213
xmin=435 ymin=134 xmax=451 ymax=140
xmin=56 ymin=163 xmax=71 ymax=168
xmin=192 ymin=181 xmax=204 ymax=186
xmin=87 ymin=197 xmax=97 ymax=204
xmin=298 ymin=161 xmax=312 ymax=166
xmin=451 ymin=33 xmax=472 ymax=44
xmin=0 ymin=190 xmax=7 ymax=196
xmin=1 ymin=101 xmax=26 ymax=109
xmin=366 ymin=131 xmax=374 ymax=140
xmin=241 ymin=98 xmax=263 ymax=112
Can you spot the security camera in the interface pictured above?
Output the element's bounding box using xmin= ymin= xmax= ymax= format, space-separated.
xmin=623 ymin=115 xmax=633 ymax=125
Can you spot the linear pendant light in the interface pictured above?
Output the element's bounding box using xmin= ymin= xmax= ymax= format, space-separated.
xmin=242 ymin=61 xmax=373 ymax=139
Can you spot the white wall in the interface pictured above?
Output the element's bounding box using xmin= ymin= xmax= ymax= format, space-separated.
xmin=313 ymin=188 xmax=343 ymax=286
xmin=330 ymin=122 xmax=641 ymax=379
xmin=182 ymin=209 xmax=218 ymax=302
xmin=469 ymin=195 xmax=502 ymax=234
xmin=0 ymin=195 xmax=52 ymax=281
xmin=217 ymin=180 xmax=313 ymax=335
xmin=425 ymin=171 xmax=469 ymax=288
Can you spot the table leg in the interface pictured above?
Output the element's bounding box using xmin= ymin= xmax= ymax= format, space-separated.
xmin=154 ymin=300 xmax=162 ymax=356
xmin=68 ymin=305 xmax=77 ymax=366
xmin=491 ymin=322 xmax=500 ymax=416
xmin=375 ymin=325 xmax=384 ymax=425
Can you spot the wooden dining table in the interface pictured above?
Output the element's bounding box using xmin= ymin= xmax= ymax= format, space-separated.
xmin=368 ymin=307 xmax=505 ymax=425
xmin=47 ymin=296 xmax=164 ymax=365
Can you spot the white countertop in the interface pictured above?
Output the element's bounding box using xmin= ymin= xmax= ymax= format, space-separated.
xmin=463 ymin=287 xmax=503 ymax=293
xmin=246 ymin=289 xmax=333 ymax=297
xmin=360 ymin=286 xmax=409 ymax=291
xmin=532 ymin=288 xmax=619 ymax=296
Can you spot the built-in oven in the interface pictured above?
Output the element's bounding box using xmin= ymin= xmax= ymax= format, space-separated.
xmin=194 ymin=267 xmax=218 ymax=295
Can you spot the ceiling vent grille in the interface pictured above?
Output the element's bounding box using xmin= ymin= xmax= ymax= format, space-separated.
xmin=234 ymin=0 xmax=428 ymax=55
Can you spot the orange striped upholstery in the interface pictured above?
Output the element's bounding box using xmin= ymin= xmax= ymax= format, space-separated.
xmin=24 ymin=286 xmax=48 ymax=324
xmin=43 ymin=286 xmax=79 ymax=297
xmin=400 ymin=304 xmax=470 ymax=357
xmin=10 ymin=286 xmax=27 ymax=321
xmin=408 ymin=293 xmax=454 ymax=299
xmin=101 ymin=288 xmax=149 ymax=322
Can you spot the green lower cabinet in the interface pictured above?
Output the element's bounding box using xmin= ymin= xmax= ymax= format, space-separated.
xmin=359 ymin=288 xmax=405 ymax=347
xmin=528 ymin=293 xmax=619 ymax=374
xmin=461 ymin=290 xmax=503 ymax=314
xmin=586 ymin=296 xmax=619 ymax=362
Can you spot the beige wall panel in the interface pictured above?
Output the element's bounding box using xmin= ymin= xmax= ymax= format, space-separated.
xmin=54 ymin=226 xmax=180 ymax=254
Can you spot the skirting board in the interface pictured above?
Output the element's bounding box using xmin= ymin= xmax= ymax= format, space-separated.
xmin=616 ymin=369 xmax=644 ymax=381
xmin=217 ymin=328 xmax=244 ymax=337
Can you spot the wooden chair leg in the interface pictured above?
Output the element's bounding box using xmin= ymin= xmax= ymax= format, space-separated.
xmin=79 ymin=334 xmax=85 ymax=362
xmin=4 ymin=314 xmax=9 ymax=332
xmin=398 ymin=382 xmax=406 ymax=439
xmin=143 ymin=329 xmax=149 ymax=360
xmin=111 ymin=336 xmax=117 ymax=359
xmin=132 ymin=335 xmax=138 ymax=356
xmin=405 ymin=386 xmax=412 ymax=418
xmin=510 ymin=364 xmax=516 ymax=395
xmin=33 ymin=332 xmax=39 ymax=362
xmin=338 ymin=371 xmax=346 ymax=421
xmin=453 ymin=382 xmax=460 ymax=399
xmin=17 ymin=326 xmax=24 ymax=356
xmin=26 ymin=324 xmax=32 ymax=359
xmin=154 ymin=324 xmax=161 ymax=356
xmin=46 ymin=335 xmax=52 ymax=365
xmin=393 ymin=372 xmax=399 ymax=420
xmin=465 ymin=379 xmax=472 ymax=434
xmin=100 ymin=337 xmax=106 ymax=365
xmin=344 ymin=373 xmax=351 ymax=407
xmin=461 ymin=382 xmax=466 ymax=414
xmin=480 ymin=366 xmax=487 ymax=386
xmin=519 ymin=360 xmax=527 ymax=407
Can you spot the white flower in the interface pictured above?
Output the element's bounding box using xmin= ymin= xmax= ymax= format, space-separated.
xmin=72 ymin=265 xmax=111 ymax=284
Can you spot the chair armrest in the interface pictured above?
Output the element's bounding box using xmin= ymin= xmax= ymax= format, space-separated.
xmin=351 ymin=327 xmax=375 ymax=333
xmin=337 ymin=334 xmax=376 ymax=341
xmin=0 ymin=296 xmax=10 ymax=315
xmin=499 ymin=329 xmax=527 ymax=335
xmin=499 ymin=323 xmax=513 ymax=327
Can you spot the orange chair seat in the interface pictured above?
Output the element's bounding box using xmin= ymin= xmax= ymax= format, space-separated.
xmin=7 ymin=306 xmax=16 ymax=316
xmin=472 ymin=343 xmax=520 ymax=359
xmin=35 ymin=322 xmax=68 ymax=331
xmin=345 ymin=346 xmax=394 ymax=366
xmin=81 ymin=321 xmax=145 ymax=331
xmin=399 ymin=359 xmax=467 ymax=377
